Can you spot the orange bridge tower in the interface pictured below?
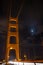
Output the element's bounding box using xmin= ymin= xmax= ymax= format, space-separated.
xmin=6 ymin=17 xmax=20 ymax=61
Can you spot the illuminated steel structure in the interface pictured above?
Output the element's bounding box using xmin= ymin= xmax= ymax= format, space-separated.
xmin=5 ymin=0 xmax=24 ymax=62
xmin=6 ymin=17 xmax=20 ymax=61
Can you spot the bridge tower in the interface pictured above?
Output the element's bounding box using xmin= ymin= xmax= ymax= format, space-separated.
xmin=6 ymin=17 xmax=20 ymax=61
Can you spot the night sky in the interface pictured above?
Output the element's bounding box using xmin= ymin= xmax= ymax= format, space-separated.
xmin=0 ymin=0 xmax=43 ymax=61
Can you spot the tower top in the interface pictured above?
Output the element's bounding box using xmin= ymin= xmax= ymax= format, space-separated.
xmin=9 ymin=17 xmax=17 ymax=21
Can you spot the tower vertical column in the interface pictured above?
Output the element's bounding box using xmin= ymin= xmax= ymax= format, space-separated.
xmin=6 ymin=17 xmax=20 ymax=61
